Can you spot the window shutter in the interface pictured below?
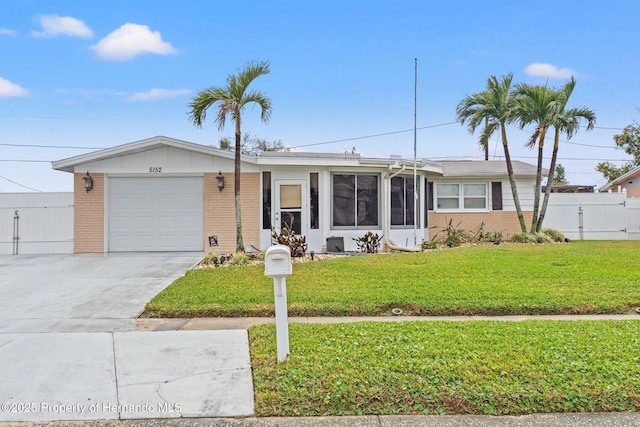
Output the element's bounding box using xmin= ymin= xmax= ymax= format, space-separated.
xmin=427 ymin=181 xmax=434 ymax=211
xmin=491 ymin=182 xmax=503 ymax=210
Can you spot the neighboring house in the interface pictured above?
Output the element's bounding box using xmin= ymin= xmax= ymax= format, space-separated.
xmin=599 ymin=165 xmax=640 ymax=198
xmin=52 ymin=136 xmax=539 ymax=254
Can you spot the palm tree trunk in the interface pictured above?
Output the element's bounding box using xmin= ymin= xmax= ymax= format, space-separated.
xmin=530 ymin=127 xmax=547 ymax=232
xmin=501 ymin=125 xmax=527 ymax=233
xmin=537 ymin=129 xmax=559 ymax=232
xmin=234 ymin=118 xmax=244 ymax=253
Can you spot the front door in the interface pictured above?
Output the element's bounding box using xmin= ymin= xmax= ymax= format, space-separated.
xmin=275 ymin=180 xmax=306 ymax=237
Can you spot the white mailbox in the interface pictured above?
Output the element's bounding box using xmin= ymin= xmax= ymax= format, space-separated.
xmin=264 ymin=245 xmax=292 ymax=278
xmin=264 ymin=244 xmax=292 ymax=363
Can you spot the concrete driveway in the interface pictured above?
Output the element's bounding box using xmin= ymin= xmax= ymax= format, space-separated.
xmin=0 ymin=253 xmax=255 ymax=422
xmin=0 ymin=253 xmax=202 ymax=333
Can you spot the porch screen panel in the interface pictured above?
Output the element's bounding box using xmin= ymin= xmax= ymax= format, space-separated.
xmin=390 ymin=176 xmax=405 ymax=225
xmin=333 ymin=174 xmax=355 ymax=226
xmin=356 ymin=175 xmax=378 ymax=226
xmin=391 ymin=176 xmax=419 ymax=226
xmin=405 ymin=177 xmax=417 ymax=226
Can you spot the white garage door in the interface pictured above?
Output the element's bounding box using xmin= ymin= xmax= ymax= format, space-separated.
xmin=108 ymin=177 xmax=203 ymax=252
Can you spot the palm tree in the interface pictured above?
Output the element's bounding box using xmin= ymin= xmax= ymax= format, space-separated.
xmin=456 ymin=73 xmax=528 ymax=233
xmin=536 ymin=78 xmax=595 ymax=231
xmin=188 ymin=60 xmax=272 ymax=253
xmin=513 ymin=83 xmax=557 ymax=232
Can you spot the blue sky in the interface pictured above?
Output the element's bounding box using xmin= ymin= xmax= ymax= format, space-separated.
xmin=1 ymin=0 xmax=639 ymax=192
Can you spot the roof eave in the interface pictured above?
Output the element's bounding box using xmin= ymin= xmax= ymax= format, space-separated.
xmin=52 ymin=135 xmax=257 ymax=173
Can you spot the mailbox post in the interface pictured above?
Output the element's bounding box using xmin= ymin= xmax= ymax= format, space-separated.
xmin=264 ymin=245 xmax=292 ymax=363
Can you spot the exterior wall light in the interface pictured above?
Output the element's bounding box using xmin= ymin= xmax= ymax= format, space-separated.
xmin=83 ymin=171 xmax=94 ymax=193
xmin=216 ymin=171 xmax=225 ymax=192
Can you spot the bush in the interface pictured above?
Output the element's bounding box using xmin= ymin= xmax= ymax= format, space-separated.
xmin=542 ymin=228 xmax=566 ymax=243
xmin=473 ymin=222 xmax=504 ymax=243
xmin=511 ymin=232 xmax=553 ymax=244
xmin=432 ymin=218 xmax=470 ymax=247
xmin=421 ymin=239 xmax=438 ymax=250
xmin=353 ymin=232 xmax=383 ymax=254
xmin=271 ymin=220 xmax=308 ymax=257
xmin=199 ymin=252 xmax=230 ymax=266
xmin=229 ymin=252 xmax=250 ymax=266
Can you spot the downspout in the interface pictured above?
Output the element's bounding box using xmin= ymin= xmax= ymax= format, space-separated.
xmin=384 ymin=165 xmax=421 ymax=252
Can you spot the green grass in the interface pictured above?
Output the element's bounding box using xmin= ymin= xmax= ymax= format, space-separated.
xmin=144 ymin=241 xmax=640 ymax=317
xmin=250 ymin=320 xmax=640 ymax=416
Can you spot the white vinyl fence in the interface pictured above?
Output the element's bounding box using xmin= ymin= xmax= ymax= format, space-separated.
xmin=545 ymin=192 xmax=639 ymax=240
xmin=0 ymin=193 xmax=74 ymax=255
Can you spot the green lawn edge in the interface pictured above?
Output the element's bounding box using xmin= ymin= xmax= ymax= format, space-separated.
xmin=144 ymin=241 xmax=640 ymax=318
xmin=249 ymin=320 xmax=640 ymax=416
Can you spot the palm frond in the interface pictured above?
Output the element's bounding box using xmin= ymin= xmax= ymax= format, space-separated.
xmin=187 ymin=60 xmax=272 ymax=133
xmin=241 ymin=90 xmax=272 ymax=123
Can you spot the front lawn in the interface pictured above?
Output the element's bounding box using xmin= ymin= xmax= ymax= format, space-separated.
xmin=144 ymin=241 xmax=640 ymax=317
xmin=250 ymin=320 xmax=640 ymax=416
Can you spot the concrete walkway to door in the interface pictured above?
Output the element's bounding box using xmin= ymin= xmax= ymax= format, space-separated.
xmin=0 ymin=253 xmax=255 ymax=422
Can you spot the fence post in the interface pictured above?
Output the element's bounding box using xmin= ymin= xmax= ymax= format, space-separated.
xmin=13 ymin=210 xmax=19 ymax=255
xmin=578 ymin=207 xmax=583 ymax=241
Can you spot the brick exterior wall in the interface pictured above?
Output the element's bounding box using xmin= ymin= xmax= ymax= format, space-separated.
xmin=428 ymin=211 xmax=534 ymax=241
xmin=204 ymin=172 xmax=260 ymax=254
xmin=625 ymin=188 xmax=640 ymax=198
xmin=73 ymin=172 xmax=104 ymax=253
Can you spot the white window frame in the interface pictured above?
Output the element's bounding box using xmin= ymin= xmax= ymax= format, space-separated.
xmin=435 ymin=182 xmax=489 ymax=212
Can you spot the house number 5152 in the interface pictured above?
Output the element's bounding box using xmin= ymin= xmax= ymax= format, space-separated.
xmin=149 ymin=167 xmax=162 ymax=173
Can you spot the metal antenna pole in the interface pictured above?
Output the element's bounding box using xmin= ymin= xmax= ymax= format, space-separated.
xmin=413 ymin=58 xmax=418 ymax=245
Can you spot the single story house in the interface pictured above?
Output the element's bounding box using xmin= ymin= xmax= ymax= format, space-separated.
xmin=599 ymin=165 xmax=640 ymax=198
xmin=52 ymin=136 xmax=539 ymax=254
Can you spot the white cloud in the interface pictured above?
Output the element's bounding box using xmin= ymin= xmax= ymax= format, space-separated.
xmin=0 ymin=77 xmax=29 ymax=98
xmin=32 ymin=15 xmax=93 ymax=38
xmin=524 ymin=63 xmax=577 ymax=79
xmin=0 ymin=28 xmax=16 ymax=36
xmin=127 ymin=88 xmax=190 ymax=101
xmin=92 ymin=23 xmax=177 ymax=61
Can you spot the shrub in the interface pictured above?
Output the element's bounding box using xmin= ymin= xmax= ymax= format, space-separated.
xmin=432 ymin=218 xmax=470 ymax=247
xmin=271 ymin=220 xmax=308 ymax=257
xmin=473 ymin=222 xmax=504 ymax=243
xmin=201 ymin=253 xmax=219 ymax=265
xmin=200 ymin=253 xmax=230 ymax=266
xmin=229 ymin=252 xmax=250 ymax=266
xmin=541 ymin=228 xmax=566 ymax=243
xmin=421 ymin=239 xmax=438 ymax=250
xmin=511 ymin=232 xmax=553 ymax=244
xmin=353 ymin=232 xmax=383 ymax=254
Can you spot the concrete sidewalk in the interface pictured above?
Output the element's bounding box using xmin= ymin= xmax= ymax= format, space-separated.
xmin=137 ymin=313 xmax=640 ymax=331
xmin=0 ymin=330 xmax=254 ymax=422
xmin=2 ymin=412 xmax=640 ymax=426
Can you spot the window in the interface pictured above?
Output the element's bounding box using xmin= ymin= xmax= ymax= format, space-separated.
xmin=332 ymin=173 xmax=379 ymax=227
xmin=391 ymin=175 xmax=419 ymax=227
xmin=279 ymin=184 xmax=302 ymax=234
xmin=463 ymin=183 xmax=486 ymax=209
xmin=436 ymin=183 xmax=488 ymax=210
xmin=310 ymin=173 xmax=319 ymax=229
xmin=437 ymin=184 xmax=460 ymax=209
xmin=262 ymin=172 xmax=271 ymax=229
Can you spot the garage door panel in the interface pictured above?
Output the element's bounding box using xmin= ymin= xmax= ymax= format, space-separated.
xmin=108 ymin=177 xmax=203 ymax=252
